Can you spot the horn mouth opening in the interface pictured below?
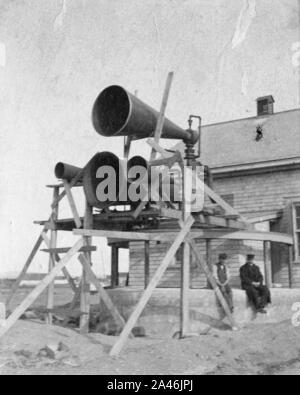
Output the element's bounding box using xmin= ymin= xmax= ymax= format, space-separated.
xmin=83 ymin=151 xmax=126 ymax=209
xmin=55 ymin=162 xmax=65 ymax=179
xmin=92 ymin=85 xmax=131 ymax=137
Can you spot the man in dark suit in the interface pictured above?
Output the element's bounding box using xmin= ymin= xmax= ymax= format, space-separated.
xmin=240 ymin=254 xmax=271 ymax=314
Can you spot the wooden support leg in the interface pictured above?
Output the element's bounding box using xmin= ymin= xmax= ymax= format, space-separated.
xmin=80 ymin=202 xmax=93 ymax=334
xmin=110 ymin=216 xmax=194 ymax=357
xmin=46 ymin=187 xmax=59 ymax=325
xmin=264 ymin=241 xmax=272 ymax=289
xmin=180 ymin=242 xmax=190 ymax=337
xmin=288 ymin=245 xmax=294 ymax=289
xmin=206 ymin=239 xmax=213 ymax=288
xmin=111 ymin=246 xmax=119 ymax=288
xmin=144 ymin=241 xmax=150 ymax=289
xmin=0 ymin=239 xmax=84 ymax=340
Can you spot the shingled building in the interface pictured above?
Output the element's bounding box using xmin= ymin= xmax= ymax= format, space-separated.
xmin=127 ymin=97 xmax=300 ymax=290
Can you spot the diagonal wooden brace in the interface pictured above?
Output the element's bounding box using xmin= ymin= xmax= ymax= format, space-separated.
xmin=0 ymin=239 xmax=84 ymax=339
xmin=109 ymin=216 xmax=194 ymax=357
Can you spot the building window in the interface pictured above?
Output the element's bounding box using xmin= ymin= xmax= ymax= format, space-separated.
xmin=257 ymin=99 xmax=269 ymax=116
xmin=256 ymin=95 xmax=274 ymax=116
xmin=294 ymin=204 xmax=300 ymax=259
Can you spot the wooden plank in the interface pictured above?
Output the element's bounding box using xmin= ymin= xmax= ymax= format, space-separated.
xmin=288 ymin=245 xmax=294 ymax=289
xmin=144 ymin=241 xmax=150 ymax=289
xmin=46 ymin=187 xmax=59 ymax=325
xmin=188 ymin=239 xmax=237 ymax=329
xmin=150 ymin=71 xmax=174 ymax=161
xmin=133 ymin=72 xmax=174 ymax=218
xmin=0 ymin=239 xmax=84 ymax=340
xmin=110 ymin=216 xmax=194 ymax=356
xmin=41 ymin=246 xmax=97 ymax=254
xmin=63 ymin=181 xmax=82 ymax=229
xmin=206 ymin=239 xmax=213 ymax=288
xmin=180 ymin=242 xmax=190 ymax=337
xmin=264 ymin=241 xmax=272 ymax=289
xmin=73 ymin=229 xmax=176 ymax=241
xmin=180 ymin=162 xmax=190 ymax=338
xmin=111 ymin=246 xmax=119 ymax=288
xmin=191 ymin=230 xmax=294 ymax=245
xmin=78 ymin=254 xmax=127 ymax=329
xmin=5 ymin=233 xmax=46 ymax=308
xmin=194 ymin=214 xmax=248 ymax=230
xmin=74 ymin=228 xmax=293 ymax=245
xmin=80 ymin=202 xmax=93 ymax=334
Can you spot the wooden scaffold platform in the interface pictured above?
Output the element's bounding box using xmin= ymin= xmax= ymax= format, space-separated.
xmin=0 ymin=73 xmax=294 ymax=356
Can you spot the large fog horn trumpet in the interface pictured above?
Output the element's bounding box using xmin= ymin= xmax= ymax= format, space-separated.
xmin=92 ymin=85 xmax=199 ymax=144
xmin=55 ymin=162 xmax=83 ymax=182
xmin=127 ymin=155 xmax=178 ymax=203
xmin=83 ymin=152 xmax=127 ymax=209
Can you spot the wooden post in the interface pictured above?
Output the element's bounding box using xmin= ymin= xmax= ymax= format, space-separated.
xmin=80 ymin=201 xmax=93 ymax=334
xmin=264 ymin=241 xmax=272 ymax=289
xmin=180 ymin=242 xmax=190 ymax=337
xmin=110 ymin=216 xmax=194 ymax=357
xmin=180 ymin=148 xmax=191 ymax=338
xmin=288 ymin=245 xmax=294 ymax=289
xmin=46 ymin=186 xmax=59 ymax=325
xmin=111 ymin=245 xmax=119 ymax=288
xmin=144 ymin=241 xmax=150 ymax=289
xmin=206 ymin=239 xmax=213 ymax=288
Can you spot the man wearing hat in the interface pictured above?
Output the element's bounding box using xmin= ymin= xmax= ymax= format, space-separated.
xmin=213 ymin=253 xmax=234 ymax=313
xmin=240 ymin=254 xmax=271 ymax=314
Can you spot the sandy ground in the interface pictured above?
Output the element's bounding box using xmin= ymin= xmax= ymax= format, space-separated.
xmin=1 ymin=286 xmax=300 ymax=375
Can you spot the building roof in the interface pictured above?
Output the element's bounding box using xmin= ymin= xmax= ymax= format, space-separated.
xmin=199 ymin=108 xmax=300 ymax=169
xmin=256 ymin=95 xmax=275 ymax=103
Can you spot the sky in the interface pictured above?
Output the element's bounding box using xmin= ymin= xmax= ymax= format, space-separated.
xmin=0 ymin=0 xmax=299 ymax=278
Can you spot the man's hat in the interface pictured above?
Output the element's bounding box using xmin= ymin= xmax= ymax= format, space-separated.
xmin=219 ymin=253 xmax=228 ymax=260
xmin=247 ymin=254 xmax=255 ymax=260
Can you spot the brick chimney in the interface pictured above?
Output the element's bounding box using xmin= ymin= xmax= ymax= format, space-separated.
xmin=256 ymin=95 xmax=275 ymax=117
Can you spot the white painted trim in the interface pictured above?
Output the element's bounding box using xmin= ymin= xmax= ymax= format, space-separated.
xmin=212 ymin=157 xmax=300 ymax=176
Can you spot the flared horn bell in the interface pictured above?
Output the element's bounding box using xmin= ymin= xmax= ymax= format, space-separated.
xmin=92 ymin=85 xmax=194 ymax=142
xmin=83 ymin=152 xmax=127 ymax=209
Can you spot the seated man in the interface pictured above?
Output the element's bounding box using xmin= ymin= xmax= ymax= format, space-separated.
xmin=240 ymin=254 xmax=271 ymax=314
xmin=213 ymin=253 xmax=234 ymax=313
